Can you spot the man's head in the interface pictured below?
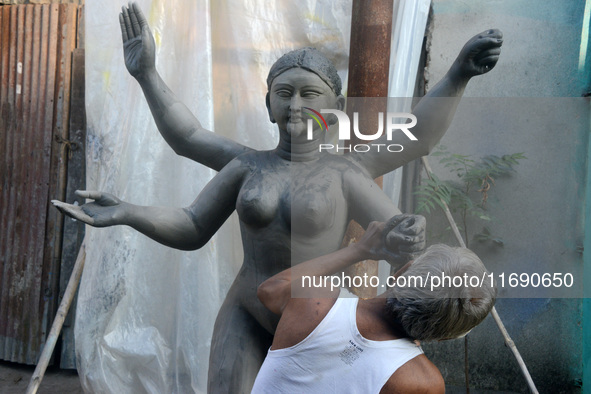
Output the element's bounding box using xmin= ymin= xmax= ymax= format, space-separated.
xmin=385 ymin=244 xmax=496 ymax=342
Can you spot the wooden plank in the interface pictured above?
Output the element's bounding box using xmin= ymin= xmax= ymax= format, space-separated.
xmin=20 ymin=3 xmax=45 ymax=364
xmin=0 ymin=6 xmax=12 ymax=289
xmin=59 ymin=47 xmax=85 ymax=369
xmin=29 ymin=3 xmax=60 ymax=365
xmin=40 ymin=3 xmax=77 ymax=364
xmin=5 ymin=3 xmax=28 ymax=362
xmin=0 ymin=4 xmax=18 ymax=360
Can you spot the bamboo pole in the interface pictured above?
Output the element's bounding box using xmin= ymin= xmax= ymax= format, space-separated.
xmin=490 ymin=307 xmax=539 ymax=392
xmin=26 ymin=243 xmax=86 ymax=394
xmin=421 ymin=156 xmax=539 ymax=393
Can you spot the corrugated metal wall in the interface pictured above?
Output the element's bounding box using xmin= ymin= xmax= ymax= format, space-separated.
xmin=0 ymin=3 xmax=82 ymax=365
xmin=0 ymin=1 xmax=83 ymax=5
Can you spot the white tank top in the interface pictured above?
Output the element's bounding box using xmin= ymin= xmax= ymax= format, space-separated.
xmin=251 ymin=297 xmax=423 ymax=393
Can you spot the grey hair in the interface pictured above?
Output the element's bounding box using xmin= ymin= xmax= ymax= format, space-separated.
xmin=267 ymin=47 xmax=342 ymax=95
xmin=386 ymin=244 xmax=496 ymax=342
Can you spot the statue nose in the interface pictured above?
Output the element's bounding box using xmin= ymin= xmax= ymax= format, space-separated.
xmin=289 ymin=94 xmax=302 ymax=111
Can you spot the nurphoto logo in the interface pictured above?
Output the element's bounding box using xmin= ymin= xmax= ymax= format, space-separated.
xmin=304 ymin=108 xmax=418 ymax=153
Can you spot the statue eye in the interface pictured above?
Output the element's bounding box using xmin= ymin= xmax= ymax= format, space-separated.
xmin=302 ymin=90 xmax=322 ymax=98
xmin=274 ymin=88 xmax=292 ymax=98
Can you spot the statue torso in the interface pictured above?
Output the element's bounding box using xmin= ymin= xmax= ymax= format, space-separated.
xmin=231 ymin=151 xmax=358 ymax=331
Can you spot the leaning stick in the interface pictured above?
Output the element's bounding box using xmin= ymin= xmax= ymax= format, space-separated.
xmin=26 ymin=243 xmax=86 ymax=394
xmin=420 ymin=157 xmax=539 ymax=394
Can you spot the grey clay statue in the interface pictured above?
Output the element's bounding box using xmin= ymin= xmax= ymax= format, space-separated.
xmin=53 ymin=3 xmax=502 ymax=393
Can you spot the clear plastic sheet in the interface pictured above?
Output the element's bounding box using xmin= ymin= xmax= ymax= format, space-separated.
xmin=382 ymin=0 xmax=430 ymax=279
xmin=80 ymin=1 xmax=428 ymax=392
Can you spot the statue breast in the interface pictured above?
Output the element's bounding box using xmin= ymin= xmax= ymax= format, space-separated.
xmin=236 ymin=162 xmax=346 ymax=237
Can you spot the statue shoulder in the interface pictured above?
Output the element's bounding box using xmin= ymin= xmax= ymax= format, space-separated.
xmin=227 ymin=149 xmax=272 ymax=170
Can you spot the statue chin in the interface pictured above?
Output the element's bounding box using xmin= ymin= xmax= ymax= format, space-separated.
xmin=287 ymin=121 xmax=308 ymax=140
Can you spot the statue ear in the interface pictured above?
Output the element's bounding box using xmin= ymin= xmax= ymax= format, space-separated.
xmin=265 ymin=92 xmax=276 ymax=123
xmin=336 ymin=94 xmax=345 ymax=111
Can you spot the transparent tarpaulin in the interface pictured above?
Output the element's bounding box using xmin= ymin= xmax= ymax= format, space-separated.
xmin=80 ymin=0 xmax=428 ymax=392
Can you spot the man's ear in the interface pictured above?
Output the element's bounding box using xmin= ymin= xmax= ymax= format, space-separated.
xmin=266 ymin=92 xmax=276 ymax=123
xmin=336 ymin=94 xmax=345 ymax=111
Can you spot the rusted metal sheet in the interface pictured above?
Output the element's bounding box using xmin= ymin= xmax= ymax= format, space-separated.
xmin=0 ymin=1 xmax=84 ymax=5
xmin=0 ymin=3 xmax=81 ymax=365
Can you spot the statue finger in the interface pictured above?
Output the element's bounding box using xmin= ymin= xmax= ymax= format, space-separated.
xmin=479 ymin=56 xmax=500 ymax=73
xmin=398 ymin=215 xmax=426 ymax=236
xmin=132 ymin=2 xmax=149 ymax=29
xmin=472 ymin=36 xmax=503 ymax=53
xmin=476 ymin=47 xmax=501 ymax=59
xmin=474 ymin=47 xmax=500 ymax=72
xmin=119 ymin=13 xmax=129 ymax=43
xmin=51 ymin=199 xmax=69 ymax=212
xmin=128 ymin=2 xmax=141 ymax=37
xmin=387 ymin=232 xmax=423 ymax=247
xmin=122 ymin=6 xmax=135 ymax=40
xmin=384 ymin=214 xmax=412 ymax=233
xmin=481 ymin=28 xmax=503 ymax=39
xmin=385 ymin=231 xmax=410 ymax=249
xmin=471 ymin=29 xmax=502 ymax=43
xmin=51 ymin=200 xmax=95 ymax=225
xmin=75 ymin=190 xmax=102 ymax=201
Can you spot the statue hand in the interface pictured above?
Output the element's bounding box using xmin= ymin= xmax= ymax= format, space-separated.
xmin=52 ymin=190 xmax=126 ymax=227
xmin=119 ymin=2 xmax=155 ymax=79
xmin=453 ymin=29 xmax=503 ymax=78
xmin=381 ymin=214 xmax=426 ymax=264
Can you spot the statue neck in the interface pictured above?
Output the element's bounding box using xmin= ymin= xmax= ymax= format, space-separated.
xmin=275 ymin=136 xmax=321 ymax=162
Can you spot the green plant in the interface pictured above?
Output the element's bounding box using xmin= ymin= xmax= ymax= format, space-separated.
xmin=415 ymin=146 xmax=526 ymax=248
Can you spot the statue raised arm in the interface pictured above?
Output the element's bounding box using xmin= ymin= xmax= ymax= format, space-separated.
xmin=119 ymin=2 xmax=252 ymax=171
xmin=353 ymin=28 xmax=503 ymax=177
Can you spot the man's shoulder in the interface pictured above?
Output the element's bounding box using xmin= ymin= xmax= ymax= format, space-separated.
xmin=272 ymin=295 xmax=340 ymax=349
xmin=380 ymin=354 xmax=445 ymax=394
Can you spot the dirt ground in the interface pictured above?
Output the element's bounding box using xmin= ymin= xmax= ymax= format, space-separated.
xmin=0 ymin=361 xmax=83 ymax=394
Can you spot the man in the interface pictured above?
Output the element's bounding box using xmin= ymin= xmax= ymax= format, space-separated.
xmin=253 ymin=215 xmax=496 ymax=393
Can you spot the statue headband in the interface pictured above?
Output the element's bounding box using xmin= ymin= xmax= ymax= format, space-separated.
xmin=267 ymin=47 xmax=342 ymax=95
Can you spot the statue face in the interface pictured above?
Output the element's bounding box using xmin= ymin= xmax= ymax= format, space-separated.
xmin=268 ymin=68 xmax=342 ymax=141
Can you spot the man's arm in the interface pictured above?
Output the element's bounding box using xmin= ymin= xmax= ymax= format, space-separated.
xmin=258 ymin=216 xmax=422 ymax=315
xmin=343 ymin=168 xmax=426 ymax=268
xmin=120 ymin=3 xmax=252 ymax=171
xmin=257 ymin=221 xmax=386 ymax=315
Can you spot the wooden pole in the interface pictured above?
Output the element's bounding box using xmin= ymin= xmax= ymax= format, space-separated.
xmin=26 ymin=243 xmax=86 ymax=394
xmin=347 ymin=0 xmax=393 ymax=99
xmin=343 ymin=0 xmax=394 ymax=298
xmin=421 ymin=156 xmax=539 ymax=393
